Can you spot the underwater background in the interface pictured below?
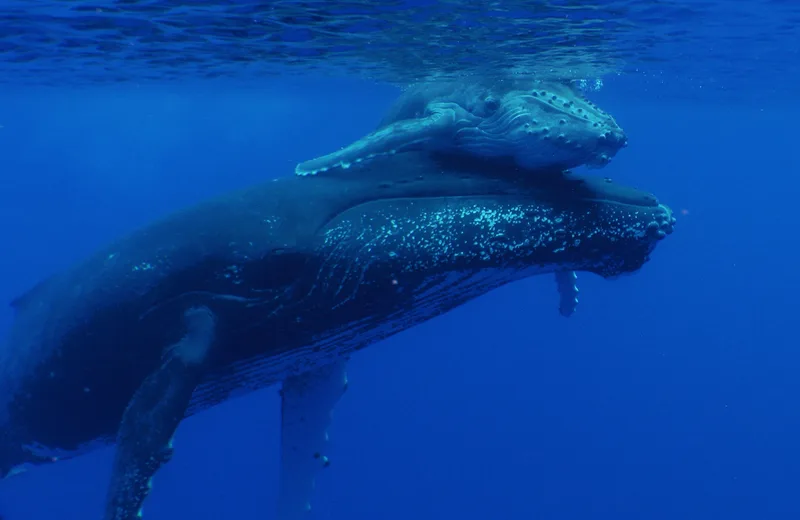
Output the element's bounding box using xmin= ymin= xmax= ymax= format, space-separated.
xmin=1 ymin=0 xmax=799 ymax=518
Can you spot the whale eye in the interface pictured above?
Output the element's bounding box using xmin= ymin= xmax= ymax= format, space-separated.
xmin=484 ymin=96 xmax=499 ymax=112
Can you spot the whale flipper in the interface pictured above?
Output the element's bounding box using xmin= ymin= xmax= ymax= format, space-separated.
xmin=277 ymin=360 xmax=349 ymax=520
xmin=104 ymin=307 xmax=217 ymax=520
xmin=295 ymin=103 xmax=469 ymax=176
xmin=555 ymin=270 xmax=579 ymax=317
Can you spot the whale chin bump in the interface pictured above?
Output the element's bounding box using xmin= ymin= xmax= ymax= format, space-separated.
xmin=589 ymin=202 xmax=676 ymax=279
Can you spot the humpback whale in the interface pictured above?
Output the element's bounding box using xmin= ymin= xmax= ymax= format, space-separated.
xmin=0 ymin=152 xmax=675 ymax=519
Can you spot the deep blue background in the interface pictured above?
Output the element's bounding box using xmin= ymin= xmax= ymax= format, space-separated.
xmin=0 ymin=77 xmax=798 ymax=519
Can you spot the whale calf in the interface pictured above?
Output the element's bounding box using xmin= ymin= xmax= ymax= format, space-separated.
xmin=0 ymin=152 xmax=674 ymax=519
xmin=295 ymin=79 xmax=628 ymax=177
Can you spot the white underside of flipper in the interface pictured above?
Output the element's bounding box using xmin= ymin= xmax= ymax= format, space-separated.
xmin=277 ymin=360 xmax=349 ymax=520
xmin=554 ymin=270 xmax=579 ymax=317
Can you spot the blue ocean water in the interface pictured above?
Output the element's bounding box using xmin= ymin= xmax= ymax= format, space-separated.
xmin=0 ymin=1 xmax=799 ymax=519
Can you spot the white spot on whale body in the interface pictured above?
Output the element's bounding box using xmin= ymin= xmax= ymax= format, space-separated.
xmin=221 ymin=264 xmax=244 ymax=285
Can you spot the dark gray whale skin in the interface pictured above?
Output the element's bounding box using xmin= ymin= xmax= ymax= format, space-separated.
xmin=0 ymin=152 xmax=674 ymax=515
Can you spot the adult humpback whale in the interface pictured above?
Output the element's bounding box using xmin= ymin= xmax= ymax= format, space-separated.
xmin=0 ymin=152 xmax=675 ymax=519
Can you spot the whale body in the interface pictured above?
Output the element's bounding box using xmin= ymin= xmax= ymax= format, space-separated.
xmin=0 ymin=152 xmax=675 ymax=519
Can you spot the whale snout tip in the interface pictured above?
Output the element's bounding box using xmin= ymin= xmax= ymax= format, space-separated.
xmin=588 ymin=126 xmax=627 ymax=167
xmin=598 ymin=127 xmax=628 ymax=147
xmin=646 ymin=204 xmax=677 ymax=241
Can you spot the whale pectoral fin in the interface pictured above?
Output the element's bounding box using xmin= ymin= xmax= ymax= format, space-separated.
xmin=104 ymin=307 xmax=217 ymax=520
xmin=277 ymin=359 xmax=349 ymax=520
xmin=555 ymin=270 xmax=579 ymax=317
xmin=295 ymin=102 xmax=463 ymax=176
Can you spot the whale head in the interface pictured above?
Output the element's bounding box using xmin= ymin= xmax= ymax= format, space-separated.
xmin=456 ymin=81 xmax=628 ymax=171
